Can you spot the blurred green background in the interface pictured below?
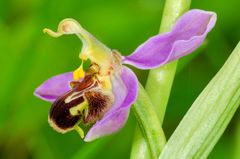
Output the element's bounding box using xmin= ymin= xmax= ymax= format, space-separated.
xmin=0 ymin=0 xmax=239 ymax=159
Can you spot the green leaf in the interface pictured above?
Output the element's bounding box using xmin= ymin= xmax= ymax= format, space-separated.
xmin=159 ymin=42 xmax=240 ymax=159
xmin=132 ymin=84 xmax=166 ymax=159
xmin=130 ymin=126 xmax=152 ymax=159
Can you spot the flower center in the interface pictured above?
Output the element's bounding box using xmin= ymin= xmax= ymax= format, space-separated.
xmin=48 ymin=66 xmax=114 ymax=138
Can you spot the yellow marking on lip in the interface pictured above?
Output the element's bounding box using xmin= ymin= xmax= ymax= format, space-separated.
xmin=69 ymin=100 xmax=88 ymax=116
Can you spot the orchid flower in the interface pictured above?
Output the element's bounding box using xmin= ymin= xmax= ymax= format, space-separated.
xmin=34 ymin=9 xmax=216 ymax=142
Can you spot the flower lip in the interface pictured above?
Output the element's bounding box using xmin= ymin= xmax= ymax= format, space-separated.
xmin=83 ymin=90 xmax=113 ymax=124
xmin=48 ymin=92 xmax=83 ymax=133
xmin=48 ymin=73 xmax=114 ymax=135
xmin=48 ymin=75 xmax=95 ymax=133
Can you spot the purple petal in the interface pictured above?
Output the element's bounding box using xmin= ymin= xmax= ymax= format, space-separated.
xmin=123 ymin=9 xmax=217 ymax=69
xmin=84 ymin=66 xmax=138 ymax=141
xmin=34 ymin=72 xmax=73 ymax=102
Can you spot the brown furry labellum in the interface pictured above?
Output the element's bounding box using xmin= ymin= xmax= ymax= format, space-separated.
xmin=48 ymin=74 xmax=113 ymax=133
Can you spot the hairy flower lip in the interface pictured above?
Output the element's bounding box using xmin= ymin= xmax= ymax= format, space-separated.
xmin=48 ymin=91 xmax=83 ymax=133
xmin=48 ymin=73 xmax=115 ymax=134
xmin=34 ymin=9 xmax=217 ymax=141
xmin=48 ymin=116 xmax=72 ymax=134
xmin=83 ymin=90 xmax=113 ymax=125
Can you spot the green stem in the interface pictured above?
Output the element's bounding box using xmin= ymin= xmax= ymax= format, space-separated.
xmin=131 ymin=0 xmax=191 ymax=158
xmin=147 ymin=0 xmax=191 ymax=125
xmin=146 ymin=61 xmax=177 ymax=123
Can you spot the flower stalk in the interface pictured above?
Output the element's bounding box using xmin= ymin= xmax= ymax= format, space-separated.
xmin=131 ymin=0 xmax=191 ymax=158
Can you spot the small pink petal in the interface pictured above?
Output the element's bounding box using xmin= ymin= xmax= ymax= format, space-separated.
xmin=34 ymin=72 xmax=73 ymax=102
xmin=123 ymin=9 xmax=217 ymax=69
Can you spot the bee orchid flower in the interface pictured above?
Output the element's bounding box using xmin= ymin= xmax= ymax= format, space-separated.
xmin=34 ymin=9 xmax=216 ymax=142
